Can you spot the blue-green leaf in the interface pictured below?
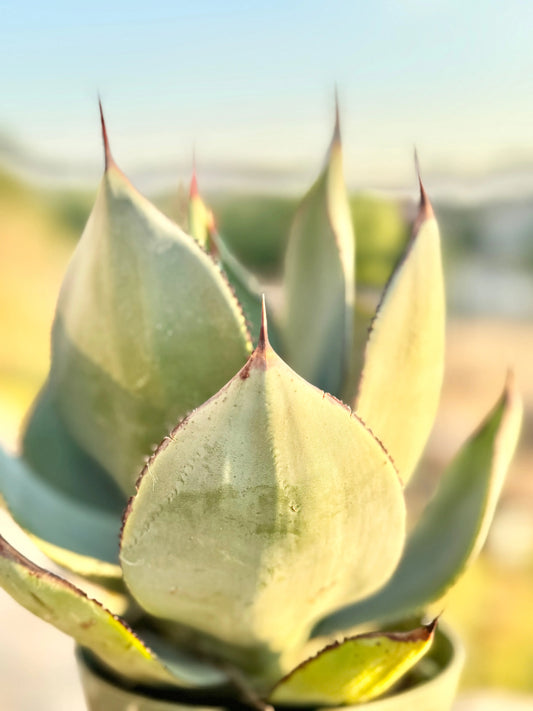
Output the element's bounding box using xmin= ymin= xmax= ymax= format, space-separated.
xmin=0 ymin=443 xmax=122 ymax=575
xmin=187 ymin=172 xmax=263 ymax=341
xmin=355 ymin=175 xmax=444 ymax=484
xmin=283 ymin=108 xmax=355 ymax=396
xmin=315 ymin=376 xmax=522 ymax=636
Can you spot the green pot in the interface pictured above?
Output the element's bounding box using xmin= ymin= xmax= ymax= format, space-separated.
xmin=77 ymin=625 xmax=464 ymax=711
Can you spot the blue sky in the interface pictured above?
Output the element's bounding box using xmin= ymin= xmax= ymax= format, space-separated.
xmin=2 ymin=1 xmax=533 ymax=188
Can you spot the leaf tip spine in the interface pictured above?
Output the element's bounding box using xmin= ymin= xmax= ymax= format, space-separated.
xmin=413 ymin=147 xmax=434 ymax=228
xmin=98 ymin=97 xmax=115 ymax=172
xmin=258 ymin=294 xmax=269 ymax=352
xmin=333 ymin=85 xmax=341 ymax=144
xmin=503 ymin=367 xmax=522 ymax=416
xmin=424 ymin=616 xmax=439 ymax=636
xmin=237 ymin=296 xmax=271 ymax=378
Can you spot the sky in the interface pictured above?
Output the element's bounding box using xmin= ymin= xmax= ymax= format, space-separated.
xmin=1 ymin=1 xmax=533 ymax=190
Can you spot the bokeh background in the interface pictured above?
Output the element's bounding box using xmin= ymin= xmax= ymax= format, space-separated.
xmin=1 ymin=2 xmax=533 ymax=709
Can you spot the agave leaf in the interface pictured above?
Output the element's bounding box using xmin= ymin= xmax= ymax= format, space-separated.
xmin=315 ymin=376 xmax=522 ymax=636
xmin=325 ymin=625 xmax=463 ymax=711
xmin=0 ymin=443 xmax=122 ymax=575
xmin=187 ymin=172 xmax=263 ymax=339
xmin=120 ymin=304 xmax=404 ymax=681
xmin=269 ymin=622 xmax=435 ymax=706
xmin=24 ymin=109 xmax=252 ymax=496
xmin=188 ymin=169 xmax=212 ymax=251
xmin=0 ymin=534 xmax=227 ymax=688
xmin=355 ymin=171 xmax=444 ymax=484
xmin=211 ymin=227 xmax=263 ymax=342
xmin=21 ymin=384 xmax=126 ymax=511
xmin=283 ymin=107 xmax=355 ymax=397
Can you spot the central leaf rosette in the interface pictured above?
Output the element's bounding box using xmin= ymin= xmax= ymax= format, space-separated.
xmin=120 ymin=314 xmax=405 ymax=682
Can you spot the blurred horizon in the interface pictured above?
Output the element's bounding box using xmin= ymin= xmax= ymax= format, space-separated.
xmin=4 ymin=122 xmax=533 ymax=203
xmin=2 ymin=1 xmax=533 ymax=195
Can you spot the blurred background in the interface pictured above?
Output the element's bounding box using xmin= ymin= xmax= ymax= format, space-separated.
xmin=1 ymin=1 xmax=533 ymax=709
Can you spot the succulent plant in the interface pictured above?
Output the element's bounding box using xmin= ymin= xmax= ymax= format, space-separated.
xmin=0 ymin=103 xmax=522 ymax=711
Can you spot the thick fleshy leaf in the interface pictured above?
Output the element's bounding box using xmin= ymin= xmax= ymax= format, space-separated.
xmin=187 ymin=173 xmax=263 ymax=340
xmin=355 ymin=175 xmax=444 ymax=484
xmin=17 ymin=385 xmax=125 ymax=576
xmin=188 ymin=170 xmax=211 ymax=251
xmin=315 ymin=376 xmax=522 ymax=636
xmin=0 ymin=444 xmax=122 ymax=575
xmin=330 ymin=625 xmax=463 ymax=711
xmin=0 ymin=534 xmax=227 ymax=688
xmin=283 ymin=109 xmax=355 ymax=397
xmin=23 ymin=111 xmax=251 ymax=496
xmin=22 ymin=384 xmax=126 ymax=512
xmin=211 ymin=227 xmax=263 ymax=342
xmin=120 ymin=306 xmax=405 ymax=683
xmin=269 ymin=622 xmax=435 ymax=706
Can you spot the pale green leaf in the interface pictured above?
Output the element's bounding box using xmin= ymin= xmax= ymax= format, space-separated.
xmin=315 ymin=376 xmax=522 ymax=636
xmin=0 ymin=443 xmax=122 ymax=575
xmin=188 ymin=172 xmax=211 ymax=250
xmin=283 ymin=112 xmax=355 ymax=397
xmin=120 ymin=307 xmax=404 ymax=683
xmin=213 ymin=229 xmax=263 ymax=342
xmin=355 ymin=182 xmax=445 ymax=484
xmin=269 ymin=622 xmax=435 ymax=706
xmin=186 ymin=174 xmax=263 ymax=339
xmin=0 ymin=534 xmax=227 ymax=688
xmin=25 ymin=126 xmax=251 ymax=496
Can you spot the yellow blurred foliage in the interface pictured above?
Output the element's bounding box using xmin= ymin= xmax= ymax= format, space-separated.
xmin=0 ymin=172 xmax=77 ymax=445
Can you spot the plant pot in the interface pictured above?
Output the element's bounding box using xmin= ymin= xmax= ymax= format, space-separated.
xmin=76 ymin=625 xmax=465 ymax=711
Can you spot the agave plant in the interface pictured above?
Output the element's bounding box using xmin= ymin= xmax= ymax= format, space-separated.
xmin=0 ymin=103 xmax=522 ymax=711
